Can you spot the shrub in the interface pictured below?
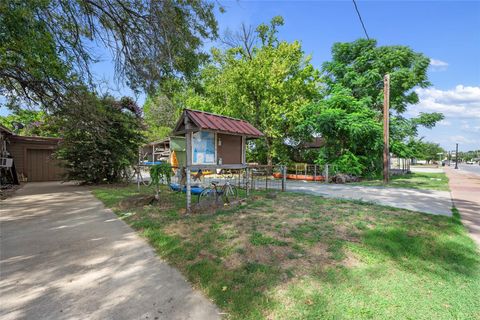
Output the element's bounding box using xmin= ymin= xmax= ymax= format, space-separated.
xmin=55 ymin=92 xmax=145 ymax=183
xmin=150 ymin=163 xmax=173 ymax=199
xmin=332 ymin=151 xmax=365 ymax=176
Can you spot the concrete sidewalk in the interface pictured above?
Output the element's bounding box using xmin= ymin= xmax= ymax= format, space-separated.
xmin=445 ymin=167 xmax=480 ymax=248
xmin=286 ymin=181 xmax=453 ymax=216
xmin=0 ymin=182 xmax=219 ymax=320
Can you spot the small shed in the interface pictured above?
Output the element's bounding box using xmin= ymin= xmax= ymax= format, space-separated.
xmin=1 ymin=125 xmax=64 ymax=182
xmin=171 ymin=109 xmax=263 ymax=211
xmin=171 ymin=109 xmax=263 ymax=168
xmin=140 ymin=138 xmax=171 ymax=165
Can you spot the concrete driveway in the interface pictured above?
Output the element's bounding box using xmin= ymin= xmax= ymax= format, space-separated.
xmin=286 ymin=181 xmax=453 ymax=216
xmin=0 ymin=182 xmax=219 ymax=320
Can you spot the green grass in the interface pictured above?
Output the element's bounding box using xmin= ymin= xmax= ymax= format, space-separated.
xmin=353 ymin=172 xmax=450 ymax=191
xmin=92 ymin=184 xmax=479 ymax=320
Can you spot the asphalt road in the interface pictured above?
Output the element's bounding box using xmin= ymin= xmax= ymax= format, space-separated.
xmin=447 ymin=163 xmax=480 ymax=176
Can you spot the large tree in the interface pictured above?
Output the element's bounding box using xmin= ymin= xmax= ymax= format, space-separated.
xmin=185 ymin=16 xmax=321 ymax=164
xmin=408 ymin=140 xmax=444 ymax=163
xmin=299 ymin=39 xmax=443 ymax=175
xmin=54 ymin=90 xmax=145 ymax=183
xmin=0 ymin=0 xmax=218 ymax=109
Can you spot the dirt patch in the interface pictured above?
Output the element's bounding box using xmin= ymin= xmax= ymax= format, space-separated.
xmin=342 ymin=250 xmax=362 ymax=268
xmin=223 ymin=252 xmax=244 ymax=269
xmin=283 ymin=242 xmax=334 ymax=273
xmin=118 ymin=195 xmax=155 ymax=210
xmin=223 ymin=244 xmax=296 ymax=269
xmin=164 ymin=221 xmax=194 ymax=238
xmin=163 ymin=216 xmax=215 ymax=238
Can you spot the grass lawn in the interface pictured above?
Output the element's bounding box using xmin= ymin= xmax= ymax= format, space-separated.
xmin=92 ymin=185 xmax=479 ymax=319
xmin=353 ymin=172 xmax=450 ymax=191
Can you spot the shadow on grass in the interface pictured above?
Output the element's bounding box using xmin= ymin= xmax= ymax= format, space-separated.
xmin=358 ymin=226 xmax=479 ymax=279
xmin=139 ymin=223 xmax=284 ymax=319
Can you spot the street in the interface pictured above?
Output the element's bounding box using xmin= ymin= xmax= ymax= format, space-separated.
xmin=448 ymin=163 xmax=480 ymax=176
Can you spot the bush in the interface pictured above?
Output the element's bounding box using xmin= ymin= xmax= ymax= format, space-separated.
xmin=150 ymin=163 xmax=173 ymax=199
xmin=55 ymin=92 xmax=145 ymax=183
xmin=332 ymin=151 xmax=365 ymax=176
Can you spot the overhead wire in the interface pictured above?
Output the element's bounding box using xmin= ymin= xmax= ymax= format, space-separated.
xmin=352 ymin=0 xmax=370 ymax=40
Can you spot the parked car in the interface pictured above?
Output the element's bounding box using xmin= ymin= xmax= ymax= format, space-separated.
xmin=466 ymin=160 xmax=475 ymax=165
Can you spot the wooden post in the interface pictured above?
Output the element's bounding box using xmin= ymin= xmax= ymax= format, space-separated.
xmin=246 ymin=167 xmax=250 ymax=196
xmin=281 ymin=165 xmax=287 ymax=192
xmin=314 ymin=165 xmax=317 ymax=182
xmin=383 ymin=74 xmax=390 ymax=184
xmin=186 ymin=167 xmax=191 ymax=211
xmin=325 ymin=164 xmax=329 ymax=184
xmin=265 ymin=169 xmax=268 ymax=190
xmin=185 ymin=115 xmax=193 ymax=213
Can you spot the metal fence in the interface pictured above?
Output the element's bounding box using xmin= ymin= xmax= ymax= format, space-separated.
xmin=135 ymin=163 xmax=342 ymax=192
xmin=134 ymin=160 xmax=412 ymax=194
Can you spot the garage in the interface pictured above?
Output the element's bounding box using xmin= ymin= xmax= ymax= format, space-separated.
xmin=26 ymin=148 xmax=64 ymax=182
xmin=4 ymin=133 xmax=64 ymax=182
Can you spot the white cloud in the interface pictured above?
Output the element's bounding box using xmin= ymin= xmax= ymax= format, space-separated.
xmin=449 ymin=135 xmax=476 ymax=145
xmin=430 ymin=59 xmax=448 ymax=67
xmin=409 ymin=85 xmax=480 ymax=119
xmin=438 ymin=120 xmax=451 ymax=126
xmin=429 ymin=59 xmax=448 ymax=71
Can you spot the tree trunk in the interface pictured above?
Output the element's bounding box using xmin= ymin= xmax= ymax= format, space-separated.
xmin=265 ymin=137 xmax=273 ymax=174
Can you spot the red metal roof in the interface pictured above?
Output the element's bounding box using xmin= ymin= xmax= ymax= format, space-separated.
xmin=184 ymin=109 xmax=264 ymax=138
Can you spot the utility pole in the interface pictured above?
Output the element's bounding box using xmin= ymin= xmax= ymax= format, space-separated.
xmin=455 ymin=143 xmax=459 ymax=169
xmin=383 ymin=74 xmax=390 ymax=184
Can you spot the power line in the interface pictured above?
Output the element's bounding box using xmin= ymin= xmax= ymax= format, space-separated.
xmin=352 ymin=0 xmax=370 ymax=40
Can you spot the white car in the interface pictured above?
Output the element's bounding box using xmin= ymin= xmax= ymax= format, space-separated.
xmin=466 ymin=161 xmax=475 ymax=165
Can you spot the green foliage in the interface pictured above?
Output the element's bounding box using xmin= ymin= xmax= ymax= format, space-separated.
xmin=301 ymin=86 xmax=383 ymax=175
xmin=150 ymin=163 xmax=173 ymax=198
xmin=0 ymin=109 xmax=59 ymax=136
xmin=142 ymin=79 xmax=187 ymax=141
xmin=457 ymin=150 xmax=480 ymax=162
xmin=323 ymin=39 xmax=431 ymax=113
xmin=409 ymin=140 xmax=444 ymax=162
xmin=298 ymin=39 xmax=441 ymax=175
xmin=1 ymin=0 xmax=218 ymax=109
xmin=332 ymin=151 xmax=365 ymax=176
xmin=389 ymin=112 xmax=444 ymax=158
xmin=55 ymin=91 xmax=145 ymax=183
xmin=150 ymin=163 xmax=173 ymax=187
xmin=0 ymin=0 xmax=75 ymax=109
xmin=183 ymin=16 xmax=321 ymax=164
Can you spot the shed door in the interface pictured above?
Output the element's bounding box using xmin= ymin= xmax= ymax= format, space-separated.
xmin=217 ymin=134 xmax=242 ymax=165
xmin=27 ymin=149 xmax=62 ymax=182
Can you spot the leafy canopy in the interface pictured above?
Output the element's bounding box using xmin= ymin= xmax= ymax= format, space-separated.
xmin=0 ymin=0 xmax=218 ymax=109
xmin=184 ymin=16 xmax=321 ymax=164
xmin=300 ymin=39 xmax=442 ymax=175
xmin=323 ymin=39 xmax=431 ymax=113
xmin=408 ymin=140 xmax=445 ymax=163
xmin=0 ymin=109 xmax=59 ymax=137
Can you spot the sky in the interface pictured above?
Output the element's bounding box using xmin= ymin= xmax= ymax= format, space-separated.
xmin=2 ymin=0 xmax=479 ymax=151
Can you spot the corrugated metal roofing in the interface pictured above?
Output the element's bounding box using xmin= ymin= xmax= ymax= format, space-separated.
xmin=185 ymin=109 xmax=264 ymax=138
